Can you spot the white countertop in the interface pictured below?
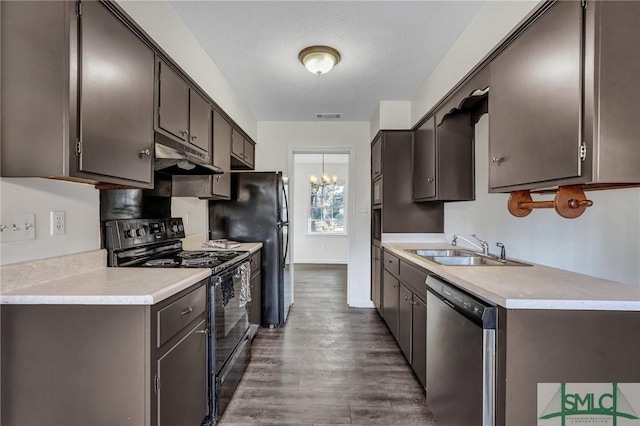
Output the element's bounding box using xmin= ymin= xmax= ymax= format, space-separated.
xmin=0 ymin=236 xmax=262 ymax=306
xmin=0 ymin=267 xmax=211 ymax=305
xmin=181 ymin=234 xmax=263 ymax=254
xmin=383 ymin=242 xmax=640 ymax=311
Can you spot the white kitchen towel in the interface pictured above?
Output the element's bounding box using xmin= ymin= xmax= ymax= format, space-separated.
xmin=238 ymin=261 xmax=251 ymax=308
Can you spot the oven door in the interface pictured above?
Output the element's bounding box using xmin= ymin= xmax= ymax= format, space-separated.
xmin=211 ymin=266 xmax=250 ymax=374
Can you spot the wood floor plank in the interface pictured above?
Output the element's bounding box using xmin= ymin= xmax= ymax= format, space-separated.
xmin=218 ymin=264 xmax=434 ymax=425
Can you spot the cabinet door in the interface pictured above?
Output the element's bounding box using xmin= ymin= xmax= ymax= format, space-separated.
xmin=212 ymin=109 xmax=231 ymax=198
xmin=382 ymin=270 xmax=399 ymax=340
xmin=398 ymin=284 xmax=413 ymax=361
xmin=249 ymin=272 xmax=262 ymax=325
xmin=413 ymin=117 xmax=436 ymax=200
xmin=188 ymin=91 xmax=211 ymax=153
xmin=244 ymin=140 xmax=255 ymax=168
xmin=231 ymin=128 xmax=245 ymax=158
xmin=371 ymin=136 xmax=382 ymax=179
xmin=79 ymin=1 xmax=154 ymax=184
xmin=436 ymin=113 xmax=474 ymax=201
xmin=157 ymin=319 xmax=208 ymax=426
xmin=411 ymin=295 xmax=427 ymax=389
xmin=489 ymin=1 xmax=583 ymax=190
xmin=372 ymin=245 xmax=382 ymax=315
xmin=158 ymin=62 xmax=190 ymax=142
xmin=372 ymin=177 xmax=383 ymax=206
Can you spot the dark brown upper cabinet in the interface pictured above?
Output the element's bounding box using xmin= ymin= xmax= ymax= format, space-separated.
xmin=156 ymin=61 xmax=211 ymax=159
xmin=413 ymin=69 xmax=487 ymax=202
xmin=172 ymin=108 xmax=232 ymax=199
xmin=413 ymin=114 xmax=475 ymax=202
xmin=211 ymin=109 xmax=232 ymax=198
xmin=489 ymin=1 xmax=640 ymax=192
xmin=230 ymin=128 xmax=255 ymax=170
xmin=1 ymin=1 xmax=155 ymax=188
xmin=372 ymin=137 xmax=382 ymax=180
xmin=370 ymin=131 xmax=444 ymax=234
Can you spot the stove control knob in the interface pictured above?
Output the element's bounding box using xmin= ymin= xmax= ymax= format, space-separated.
xmin=172 ymin=225 xmax=179 ymax=233
xmin=125 ymin=230 xmax=134 ymax=238
xmin=136 ymin=228 xmax=145 ymax=237
xmin=178 ymin=224 xmax=184 ymax=232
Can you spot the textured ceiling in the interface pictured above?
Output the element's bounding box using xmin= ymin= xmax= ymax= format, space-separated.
xmin=169 ymin=1 xmax=484 ymax=121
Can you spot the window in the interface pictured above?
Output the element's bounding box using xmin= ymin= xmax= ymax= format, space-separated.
xmin=308 ymin=181 xmax=346 ymax=234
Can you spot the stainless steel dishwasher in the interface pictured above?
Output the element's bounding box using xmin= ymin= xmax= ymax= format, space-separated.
xmin=426 ymin=276 xmax=497 ymax=426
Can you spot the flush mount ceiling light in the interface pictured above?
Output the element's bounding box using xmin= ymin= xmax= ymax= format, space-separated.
xmin=298 ymin=46 xmax=341 ymax=75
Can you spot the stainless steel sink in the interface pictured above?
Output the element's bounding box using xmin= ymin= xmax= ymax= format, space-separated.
xmin=406 ymin=249 xmax=477 ymax=257
xmin=428 ymin=256 xmax=532 ymax=267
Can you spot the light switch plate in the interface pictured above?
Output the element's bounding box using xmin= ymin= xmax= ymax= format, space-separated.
xmin=0 ymin=213 xmax=36 ymax=243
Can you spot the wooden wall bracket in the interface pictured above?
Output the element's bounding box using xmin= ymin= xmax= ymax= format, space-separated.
xmin=508 ymin=185 xmax=593 ymax=219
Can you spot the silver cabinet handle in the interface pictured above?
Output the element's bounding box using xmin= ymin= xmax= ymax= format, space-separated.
xmin=404 ymin=296 xmax=411 ymax=301
xmin=0 ymin=225 xmax=6 ymax=232
xmin=181 ymin=130 xmax=189 ymax=137
xmin=191 ymin=134 xmax=198 ymax=140
xmin=392 ymin=283 xmax=398 ymax=288
xmin=181 ymin=306 xmax=194 ymax=316
xmin=215 ymin=175 xmax=221 ymax=181
xmin=139 ymin=149 xmax=151 ymax=157
xmin=195 ymin=328 xmax=208 ymax=335
xmin=427 ymin=177 xmax=434 ymax=183
xmin=491 ymin=156 xmax=504 ymax=165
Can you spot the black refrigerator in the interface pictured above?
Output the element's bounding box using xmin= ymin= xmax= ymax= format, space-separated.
xmin=208 ymin=171 xmax=292 ymax=327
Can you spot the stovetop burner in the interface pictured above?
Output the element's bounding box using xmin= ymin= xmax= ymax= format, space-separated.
xmin=144 ymin=259 xmax=180 ymax=267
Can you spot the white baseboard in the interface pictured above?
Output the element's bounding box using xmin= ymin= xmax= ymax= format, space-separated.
xmin=293 ymin=260 xmax=348 ymax=265
xmin=348 ymin=299 xmax=375 ymax=308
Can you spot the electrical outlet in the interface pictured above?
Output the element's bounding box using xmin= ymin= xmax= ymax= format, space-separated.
xmin=50 ymin=211 xmax=65 ymax=236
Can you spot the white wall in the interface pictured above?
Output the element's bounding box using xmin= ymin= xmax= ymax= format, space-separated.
xmin=292 ymin=161 xmax=349 ymax=264
xmin=410 ymin=1 xmax=540 ymax=127
xmin=0 ymin=179 xmax=100 ymax=265
xmin=445 ymin=116 xmax=640 ymax=286
xmin=256 ymin=121 xmax=372 ymax=307
xmin=116 ymin=0 xmax=257 ymax=139
xmin=171 ymin=197 xmax=208 ymax=237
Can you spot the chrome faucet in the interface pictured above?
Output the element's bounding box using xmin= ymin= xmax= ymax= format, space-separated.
xmin=452 ymin=234 xmax=490 ymax=255
xmin=496 ymin=242 xmax=506 ymax=261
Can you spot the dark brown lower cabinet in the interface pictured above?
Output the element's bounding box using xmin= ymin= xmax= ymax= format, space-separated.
xmin=412 ymin=295 xmax=427 ymax=388
xmin=0 ymin=281 xmax=208 ymax=426
xmin=382 ymin=270 xmax=399 ymax=340
xmin=371 ymin=245 xmax=382 ymax=315
xmin=398 ymin=284 xmax=413 ymax=361
xmin=248 ymin=249 xmax=262 ymax=325
xmin=379 ymin=250 xmax=428 ymax=389
xmin=158 ymin=319 xmax=208 ymax=426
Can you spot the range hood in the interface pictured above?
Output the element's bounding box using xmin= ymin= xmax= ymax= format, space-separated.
xmin=154 ymin=142 xmax=222 ymax=176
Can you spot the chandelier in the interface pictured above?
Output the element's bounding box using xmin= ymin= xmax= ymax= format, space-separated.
xmin=309 ymin=153 xmax=338 ymax=188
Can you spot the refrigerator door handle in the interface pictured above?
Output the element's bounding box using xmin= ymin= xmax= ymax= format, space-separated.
xmin=282 ymin=223 xmax=289 ymax=267
xmin=282 ymin=180 xmax=290 ymax=223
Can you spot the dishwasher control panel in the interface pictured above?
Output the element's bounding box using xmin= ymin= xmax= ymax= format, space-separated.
xmin=426 ymin=276 xmax=496 ymax=328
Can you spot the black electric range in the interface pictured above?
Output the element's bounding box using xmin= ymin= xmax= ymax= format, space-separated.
xmin=104 ymin=217 xmax=252 ymax=425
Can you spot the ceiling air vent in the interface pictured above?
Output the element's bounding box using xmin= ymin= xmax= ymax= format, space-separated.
xmin=315 ymin=113 xmax=342 ymax=120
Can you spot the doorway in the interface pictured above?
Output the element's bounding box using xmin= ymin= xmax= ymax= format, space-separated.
xmin=288 ymin=148 xmax=355 ymax=305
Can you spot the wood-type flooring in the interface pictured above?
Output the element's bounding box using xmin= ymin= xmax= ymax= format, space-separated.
xmin=219 ymin=264 xmax=436 ymax=426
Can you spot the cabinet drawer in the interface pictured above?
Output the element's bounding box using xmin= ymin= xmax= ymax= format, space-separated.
xmin=383 ymin=251 xmax=400 ymax=277
xmin=157 ymin=285 xmax=206 ymax=347
xmin=400 ymin=261 xmax=428 ymax=300
xmin=249 ymin=251 xmax=261 ymax=278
